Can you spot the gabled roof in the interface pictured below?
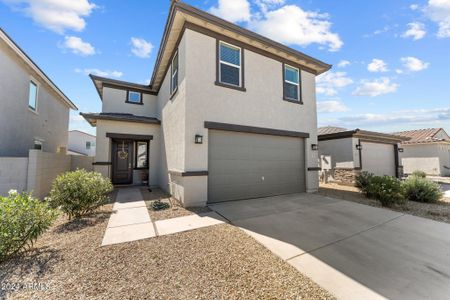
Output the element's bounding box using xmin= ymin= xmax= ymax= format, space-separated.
xmin=0 ymin=27 xmax=77 ymax=110
xmin=318 ymin=128 xmax=410 ymax=143
xmin=394 ymin=128 xmax=450 ymax=144
xmin=90 ymin=0 xmax=331 ymax=98
xmin=89 ymin=74 xmax=155 ymax=101
xmin=318 ymin=126 xmax=348 ymax=135
xmin=80 ymin=112 xmax=161 ymax=127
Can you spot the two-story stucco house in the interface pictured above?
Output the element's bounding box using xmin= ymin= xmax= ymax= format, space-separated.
xmin=0 ymin=28 xmax=77 ymax=157
xmin=81 ymin=1 xmax=331 ymax=207
xmin=68 ymin=130 xmax=96 ymax=157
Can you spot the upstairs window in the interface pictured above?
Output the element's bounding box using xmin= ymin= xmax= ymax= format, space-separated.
xmin=219 ymin=42 xmax=241 ymax=87
xmin=127 ymin=91 xmax=142 ymax=104
xmin=86 ymin=141 xmax=91 ymax=150
xmin=283 ymin=65 xmax=301 ymax=102
xmin=28 ymin=80 xmax=38 ymax=111
xmin=171 ymin=51 xmax=178 ymax=94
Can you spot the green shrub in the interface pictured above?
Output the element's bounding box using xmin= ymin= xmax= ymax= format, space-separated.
xmin=356 ymin=171 xmax=374 ymax=196
xmin=48 ymin=170 xmax=113 ymax=219
xmin=0 ymin=190 xmax=58 ymax=262
xmin=151 ymin=199 xmax=170 ymax=211
xmin=402 ymin=176 xmax=443 ymax=203
xmin=366 ymin=176 xmax=406 ymax=207
xmin=411 ymin=170 xmax=427 ymax=178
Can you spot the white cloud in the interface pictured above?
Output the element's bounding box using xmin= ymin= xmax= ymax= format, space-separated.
xmin=353 ymin=77 xmax=398 ymax=97
xmin=337 ymin=60 xmax=350 ymax=68
xmin=410 ymin=4 xmax=420 ymax=10
xmin=2 ymin=0 xmax=96 ymax=34
xmin=210 ymin=0 xmax=251 ymax=22
xmin=401 ymin=56 xmax=429 ymax=71
xmin=130 ymin=37 xmax=153 ymax=58
xmin=75 ymin=68 xmax=123 ymax=78
xmin=321 ymin=108 xmax=450 ymax=128
xmin=316 ymin=71 xmax=353 ymax=96
xmin=317 ymin=100 xmax=349 ymax=113
xmin=249 ymin=5 xmax=343 ymax=51
xmin=425 ymin=0 xmax=450 ymax=38
xmin=62 ymin=36 xmax=95 ymax=56
xmin=367 ymin=59 xmax=388 ymax=72
xmin=402 ymin=22 xmax=426 ymax=40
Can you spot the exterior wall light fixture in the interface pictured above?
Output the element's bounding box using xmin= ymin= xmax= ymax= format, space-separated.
xmin=195 ymin=135 xmax=203 ymax=144
xmin=398 ymin=148 xmax=404 ymax=153
xmin=311 ymin=144 xmax=318 ymax=151
xmin=356 ymin=144 xmax=363 ymax=150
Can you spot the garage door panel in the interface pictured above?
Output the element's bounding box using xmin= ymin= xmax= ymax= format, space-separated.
xmin=208 ymin=130 xmax=306 ymax=203
xmin=361 ymin=142 xmax=396 ymax=177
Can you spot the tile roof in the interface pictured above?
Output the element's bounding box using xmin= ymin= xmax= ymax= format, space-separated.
xmin=394 ymin=128 xmax=449 ymax=144
xmin=318 ymin=126 xmax=348 ymax=135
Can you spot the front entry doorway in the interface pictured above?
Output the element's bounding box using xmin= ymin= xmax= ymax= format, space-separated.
xmin=112 ymin=140 xmax=133 ymax=184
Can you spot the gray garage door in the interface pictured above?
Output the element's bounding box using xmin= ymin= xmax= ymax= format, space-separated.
xmin=208 ymin=130 xmax=306 ymax=203
xmin=361 ymin=141 xmax=396 ymax=177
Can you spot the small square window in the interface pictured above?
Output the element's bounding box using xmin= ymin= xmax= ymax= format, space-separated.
xmin=127 ymin=91 xmax=142 ymax=103
xmin=34 ymin=140 xmax=42 ymax=150
xmin=28 ymin=80 xmax=38 ymax=110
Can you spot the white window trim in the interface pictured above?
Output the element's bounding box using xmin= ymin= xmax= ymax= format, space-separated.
xmin=284 ymin=64 xmax=300 ymax=101
xmin=219 ymin=41 xmax=242 ymax=87
xmin=128 ymin=91 xmax=142 ymax=103
xmin=171 ymin=51 xmax=178 ymax=94
xmin=28 ymin=77 xmax=39 ymax=114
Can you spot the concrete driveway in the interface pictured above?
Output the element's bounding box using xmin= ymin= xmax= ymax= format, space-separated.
xmin=209 ymin=193 xmax=450 ymax=300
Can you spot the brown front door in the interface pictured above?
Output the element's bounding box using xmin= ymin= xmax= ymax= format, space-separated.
xmin=112 ymin=140 xmax=133 ymax=184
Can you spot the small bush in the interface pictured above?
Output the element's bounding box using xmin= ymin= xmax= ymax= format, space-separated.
xmin=366 ymin=176 xmax=406 ymax=207
xmin=48 ymin=170 xmax=113 ymax=219
xmin=0 ymin=190 xmax=58 ymax=262
xmin=402 ymin=176 xmax=443 ymax=203
xmin=151 ymin=199 xmax=170 ymax=211
xmin=356 ymin=171 xmax=374 ymax=196
xmin=411 ymin=170 xmax=427 ymax=178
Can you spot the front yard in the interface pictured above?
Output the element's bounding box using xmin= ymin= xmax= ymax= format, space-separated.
xmin=1 ymin=200 xmax=333 ymax=300
xmin=319 ymin=183 xmax=450 ymax=224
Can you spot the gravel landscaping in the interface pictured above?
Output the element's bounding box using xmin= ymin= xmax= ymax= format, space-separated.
xmin=141 ymin=188 xmax=211 ymax=221
xmin=319 ymin=183 xmax=450 ymax=224
xmin=1 ymin=201 xmax=333 ymax=300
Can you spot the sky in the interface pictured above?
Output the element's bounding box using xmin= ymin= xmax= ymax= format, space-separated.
xmin=1 ymin=0 xmax=449 ymax=136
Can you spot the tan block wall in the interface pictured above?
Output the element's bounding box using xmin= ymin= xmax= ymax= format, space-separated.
xmin=71 ymin=155 xmax=94 ymax=171
xmin=27 ymin=150 xmax=71 ymax=199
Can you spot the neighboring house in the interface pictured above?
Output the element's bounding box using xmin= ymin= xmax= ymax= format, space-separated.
xmin=68 ymin=130 xmax=96 ymax=156
xmin=318 ymin=127 xmax=409 ymax=185
xmin=81 ymin=1 xmax=331 ymax=207
xmin=395 ymin=128 xmax=450 ymax=176
xmin=0 ymin=28 xmax=77 ymax=156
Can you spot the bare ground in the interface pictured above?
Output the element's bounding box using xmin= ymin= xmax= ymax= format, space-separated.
xmin=319 ymin=183 xmax=450 ymax=224
xmin=1 ymin=201 xmax=333 ymax=300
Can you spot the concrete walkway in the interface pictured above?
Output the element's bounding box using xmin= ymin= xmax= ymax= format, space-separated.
xmin=102 ymin=188 xmax=155 ymax=246
xmin=210 ymin=193 xmax=450 ymax=300
xmin=102 ymin=188 xmax=225 ymax=246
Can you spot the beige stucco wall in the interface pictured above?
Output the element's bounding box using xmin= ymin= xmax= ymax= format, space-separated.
xmin=182 ymin=28 xmax=319 ymax=200
xmin=319 ymin=137 xmax=355 ymax=169
xmin=400 ymin=143 xmax=450 ymax=176
xmin=102 ymin=87 xmax=157 ymax=116
xmin=0 ymin=157 xmax=29 ymax=196
xmin=0 ymin=41 xmax=70 ymax=156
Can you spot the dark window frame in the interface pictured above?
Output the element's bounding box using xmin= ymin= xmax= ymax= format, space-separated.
xmin=134 ymin=140 xmax=149 ymax=170
xmin=28 ymin=80 xmax=38 ymax=111
xmin=86 ymin=141 xmax=91 ymax=150
xmin=215 ymin=40 xmax=246 ymax=92
xmin=282 ymin=63 xmax=303 ymax=104
xmin=125 ymin=90 xmax=143 ymax=105
xmin=170 ymin=50 xmax=179 ymax=97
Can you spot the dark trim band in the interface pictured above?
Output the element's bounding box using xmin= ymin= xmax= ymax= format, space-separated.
xmin=308 ymin=167 xmax=321 ymax=171
xmin=106 ymin=133 xmax=154 ymax=140
xmin=93 ymin=162 xmax=112 ymax=166
xmin=205 ymin=121 xmax=310 ymax=138
xmin=168 ymin=170 xmax=209 ymax=177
